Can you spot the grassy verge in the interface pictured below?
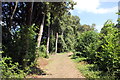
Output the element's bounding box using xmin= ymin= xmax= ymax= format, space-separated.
xmin=72 ymin=57 xmax=115 ymax=80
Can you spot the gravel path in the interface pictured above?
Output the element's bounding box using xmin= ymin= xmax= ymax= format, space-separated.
xmin=42 ymin=53 xmax=85 ymax=78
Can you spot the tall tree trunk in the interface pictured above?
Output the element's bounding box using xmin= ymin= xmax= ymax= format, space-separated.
xmin=55 ymin=33 xmax=58 ymax=53
xmin=46 ymin=26 xmax=50 ymax=54
xmin=26 ymin=2 xmax=33 ymax=26
xmin=46 ymin=14 xmax=52 ymax=55
xmin=37 ymin=14 xmax=45 ymax=48
xmin=23 ymin=2 xmax=33 ymax=68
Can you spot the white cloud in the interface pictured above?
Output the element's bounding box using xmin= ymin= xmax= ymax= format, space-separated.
xmin=73 ymin=0 xmax=118 ymax=14
xmin=100 ymin=0 xmax=119 ymax=2
xmin=94 ymin=6 xmax=117 ymax=14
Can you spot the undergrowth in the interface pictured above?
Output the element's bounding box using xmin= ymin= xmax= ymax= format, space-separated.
xmin=72 ymin=57 xmax=116 ymax=80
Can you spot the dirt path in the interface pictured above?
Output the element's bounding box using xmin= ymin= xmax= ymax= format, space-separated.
xmin=41 ymin=53 xmax=85 ymax=78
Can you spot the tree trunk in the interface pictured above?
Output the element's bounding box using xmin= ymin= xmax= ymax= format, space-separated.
xmin=46 ymin=13 xmax=52 ymax=55
xmin=46 ymin=26 xmax=50 ymax=54
xmin=23 ymin=2 xmax=33 ymax=68
xmin=26 ymin=2 xmax=33 ymax=25
xmin=55 ymin=33 xmax=58 ymax=53
xmin=37 ymin=14 xmax=45 ymax=48
xmin=24 ymin=2 xmax=33 ymax=55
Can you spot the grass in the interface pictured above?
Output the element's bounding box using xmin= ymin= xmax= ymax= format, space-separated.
xmin=73 ymin=58 xmax=101 ymax=79
xmin=72 ymin=57 xmax=115 ymax=80
xmin=77 ymin=62 xmax=101 ymax=79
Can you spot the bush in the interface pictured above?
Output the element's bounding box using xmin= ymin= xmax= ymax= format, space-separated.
xmin=74 ymin=27 xmax=120 ymax=79
xmin=2 ymin=25 xmax=37 ymax=69
xmin=75 ymin=31 xmax=99 ymax=58
xmin=0 ymin=57 xmax=27 ymax=78
xmin=37 ymin=45 xmax=48 ymax=58
xmin=95 ymin=27 xmax=120 ymax=78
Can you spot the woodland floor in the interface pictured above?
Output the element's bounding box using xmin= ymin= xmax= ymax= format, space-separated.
xmin=27 ymin=52 xmax=85 ymax=78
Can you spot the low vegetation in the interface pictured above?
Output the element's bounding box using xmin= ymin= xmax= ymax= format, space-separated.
xmin=71 ymin=21 xmax=120 ymax=79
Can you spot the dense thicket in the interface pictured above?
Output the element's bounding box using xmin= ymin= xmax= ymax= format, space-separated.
xmin=72 ymin=20 xmax=120 ymax=79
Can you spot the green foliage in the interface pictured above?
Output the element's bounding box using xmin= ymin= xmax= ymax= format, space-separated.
xmin=95 ymin=27 xmax=120 ymax=78
xmin=49 ymin=34 xmax=55 ymax=53
xmin=64 ymin=25 xmax=76 ymax=51
xmin=0 ymin=56 xmax=36 ymax=78
xmin=75 ymin=31 xmax=99 ymax=58
xmin=24 ymin=24 xmax=37 ymax=66
xmin=2 ymin=1 xmax=77 ymax=78
xmin=15 ymin=25 xmax=37 ymax=67
xmin=2 ymin=24 xmax=37 ymax=78
xmin=73 ymin=57 xmax=87 ymax=63
xmin=58 ymin=35 xmax=68 ymax=52
xmin=101 ymin=20 xmax=114 ymax=34
xmin=77 ymin=63 xmax=101 ymax=79
xmin=2 ymin=1 xmax=120 ymax=79
xmin=37 ymin=45 xmax=48 ymax=58
xmin=75 ymin=59 xmax=115 ymax=80
xmin=50 ymin=14 xmax=80 ymax=53
xmin=71 ymin=52 xmax=82 ymax=59
xmin=0 ymin=57 xmax=26 ymax=78
xmin=73 ymin=21 xmax=120 ymax=79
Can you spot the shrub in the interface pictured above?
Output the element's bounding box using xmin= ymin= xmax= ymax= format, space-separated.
xmin=37 ymin=45 xmax=48 ymax=58
xmin=0 ymin=57 xmax=27 ymax=78
xmin=95 ymin=27 xmax=120 ymax=78
xmin=74 ymin=27 xmax=120 ymax=79
xmin=75 ymin=31 xmax=99 ymax=58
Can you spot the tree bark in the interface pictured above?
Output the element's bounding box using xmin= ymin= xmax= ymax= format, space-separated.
xmin=26 ymin=2 xmax=33 ymax=26
xmin=55 ymin=33 xmax=58 ymax=53
xmin=26 ymin=2 xmax=34 ymax=53
xmin=46 ymin=26 xmax=50 ymax=54
xmin=46 ymin=13 xmax=52 ymax=54
xmin=23 ymin=2 xmax=33 ymax=68
xmin=25 ymin=2 xmax=34 ymax=53
xmin=37 ymin=14 xmax=45 ymax=48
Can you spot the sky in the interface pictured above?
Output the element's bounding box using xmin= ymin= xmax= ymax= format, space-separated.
xmin=70 ymin=0 xmax=119 ymax=32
